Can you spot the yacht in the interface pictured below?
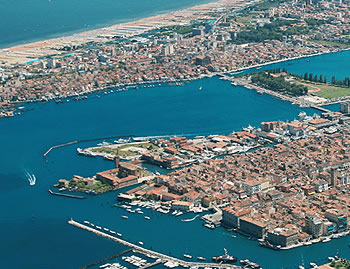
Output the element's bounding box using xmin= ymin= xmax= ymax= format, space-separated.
xmin=184 ymin=254 xmax=192 ymax=259
xmin=121 ymin=215 xmax=128 ymax=219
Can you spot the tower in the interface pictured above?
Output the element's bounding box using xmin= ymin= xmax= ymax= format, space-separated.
xmin=330 ymin=168 xmax=338 ymax=187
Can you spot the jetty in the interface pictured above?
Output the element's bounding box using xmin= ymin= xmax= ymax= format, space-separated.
xmin=80 ymin=249 xmax=133 ymax=269
xmin=68 ymin=219 xmax=242 ymax=269
xmin=49 ymin=189 xmax=85 ymax=199
xmin=43 ymin=134 xmax=135 ymax=159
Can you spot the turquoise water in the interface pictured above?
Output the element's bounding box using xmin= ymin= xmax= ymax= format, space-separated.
xmin=1 ymin=52 xmax=349 ymax=269
xmin=0 ymin=0 xmax=213 ymax=48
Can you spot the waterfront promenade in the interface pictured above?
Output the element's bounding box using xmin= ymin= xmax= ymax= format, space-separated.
xmin=68 ymin=219 xmax=242 ymax=269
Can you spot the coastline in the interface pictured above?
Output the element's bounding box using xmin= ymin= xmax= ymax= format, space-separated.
xmin=0 ymin=0 xmax=217 ymax=50
xmin=0 ymin=0 xmax=254 ymax=65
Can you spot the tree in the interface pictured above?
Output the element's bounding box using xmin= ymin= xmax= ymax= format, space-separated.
xmin=324 ymin=76 xmax=327 ymax=84
xmin=332 ymin=76 xmax=336 ymax=84
xmin=308 ymin=73 xmax=313 ymax=81
xmin=319 ymin=75 xmax=323 ymax=83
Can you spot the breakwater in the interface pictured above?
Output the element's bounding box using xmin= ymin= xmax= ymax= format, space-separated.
xmin=48 ymin=189 xmax=85 ymax=199
xmin=43 ymin=134 xmax=135 ymax=159
xmin=68 ymin=219 xmax=242 ymax=269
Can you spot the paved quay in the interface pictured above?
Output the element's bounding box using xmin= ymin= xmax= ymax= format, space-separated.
xmin=68 ymin=219 xmax=242 ymax=269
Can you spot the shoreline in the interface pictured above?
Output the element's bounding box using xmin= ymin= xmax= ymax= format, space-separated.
xmin=0 ymin=0 xmax=257 ymax=65
xmin=0 ymin=0 xmax=217 ymax=50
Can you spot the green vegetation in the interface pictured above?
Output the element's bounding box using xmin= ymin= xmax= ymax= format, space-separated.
xmin=231 ymin=19 xmax=308 ymax=44
xmin=92 ymin=142 xmax=159 ymax=157
xmin=245 ymin=0 xmax=288 ymax=11
xmin=303 ymin=72 xmax=350 ymax=88
xmin=250 ymin=69 xmax=308 ymax=96
xmin=310 ymin=39 xmax=350 ymax=49
xmin=330 ymin=259 xmax=350 ymax=269
xmin=68 ymin=180 xmax=113 ymax=193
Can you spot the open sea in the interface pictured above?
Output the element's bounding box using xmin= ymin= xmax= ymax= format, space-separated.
xmin=1 ymin=23 xmax=350 ymax=269
xmin=0 ymin=0 xmax=214 ymax=48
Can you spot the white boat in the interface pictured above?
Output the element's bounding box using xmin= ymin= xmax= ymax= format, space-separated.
xmin=138 ymin=241 xmax=144 ymax=246
xmin=184 ymin=254 xmax=192 ymax=259
xmin=144 ymin=216 xmax=150 ymax=220
xmin=83 ymin=220 xmax=90 ymax=225
xmin=117 ymin=233 xmax=122 ymax=237
xmin=96 ymin=226 xmax=102 ymax=230
xmin=103 ymin=228 xmax=109 ymax=232
xmin=121 ymin=216 xmax=128 ymax=219
xmin=197 ymin=257 xmax=206 ymax=261
xmin=199 ymin=86 xmax=202 ymax=90
xmin=310 ymin=262 xmax=318 ymax=268
xmin=110 ymin=230 xmax=116 ymax=234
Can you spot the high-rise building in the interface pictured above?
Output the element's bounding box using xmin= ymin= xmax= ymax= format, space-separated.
xmin=340 ymin=102 xmax=350 ymax=114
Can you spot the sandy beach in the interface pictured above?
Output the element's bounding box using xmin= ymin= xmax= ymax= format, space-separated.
xmin=0 ymin=0 xmax=252 ymax=66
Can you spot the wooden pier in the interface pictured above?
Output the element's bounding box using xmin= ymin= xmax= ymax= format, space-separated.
xmin=68 ymin=219 xmax=242 ymax=269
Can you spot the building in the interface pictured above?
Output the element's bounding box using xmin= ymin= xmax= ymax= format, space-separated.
xmin=322 ymin=220 xmax=335 ymax=236
xmin=195 ymin=56 xmax=211 ymax=66
xmin=171 ymin=200 xmax=192 ymax=212
xmin=340 ymin=102 xmax=350 ymax=114
xmin=313 ymin=180 xmax=328 ymax=193
xmin=221 ymin=207 xmax=250 ymax=228
xmin=266 ymin=228 xmax=298 ymax=247
xmin=239 ymin=216 xmax=269 ymax=238
xmin=325 ymin=209 xmax=348 ymax=232
xmin=304 ymin=214 xmax=323 ymax=238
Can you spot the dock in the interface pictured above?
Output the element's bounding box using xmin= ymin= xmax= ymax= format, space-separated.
xmin=68 ymin=219 xmax=242 ymax=269
xmin=49 ymin=189 xmax=86 ymax=199
xmin=80 ymin=248 xmax=133 ymax=269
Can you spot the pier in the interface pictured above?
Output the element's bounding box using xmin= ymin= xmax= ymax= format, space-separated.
xmin=68 ymin=219 xmax=242 ymax=269
xmin=80 ymin=249 xmax=133 ymax=269
xmin=43 ymin=134 xmax=135 ymax=159
xmin=49 ymin=189 xmax=86 ymax=199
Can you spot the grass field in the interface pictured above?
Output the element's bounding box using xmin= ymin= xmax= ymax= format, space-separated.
xmin=92 ymin=142 xmax=159 ymax=157
xmin=292 ymin=79 xmax=350 ymax=99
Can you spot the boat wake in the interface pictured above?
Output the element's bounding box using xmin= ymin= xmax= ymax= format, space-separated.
xmin=25 ymin=170 xmax=36 ymax=186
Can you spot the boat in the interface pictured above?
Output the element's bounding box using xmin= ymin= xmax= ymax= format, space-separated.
xmin=144 ymin=216 xmax=150 ymax=220
xmin=199 ymin=86 xmax=202 ymax=90
xmin=197 ymin=257 xmax=206 ymax=261
xmin=103 ymin=228 xmax=109 ymax=232
xmin=96 ymin=226 xmax=102 ymax=230
xmin=121 ymin=215 xmax=128 ymax=219
xmin=204 ymin=223 xmax=215 ymax=229
xmin=117 ymin=233 xmax=122 ymax=237
xmin=184 ymin=254 xmax=192 ymax=259
xmin=138 ymin=241 xmax=144 ymax=246
xmin=240 ymin=259 xmax=250 ymax=265
xmin=212 ymin=248 xmax=237 ymax=263
xmin=83 ymin=220 xmax=90 ymax=225
xmin=310 ymin=262 xmax=318 ymax=268
xmin=110 ymin=230 xmax=116 ymax=234
xmin=298 ymin=266 xmax=305 ymax=269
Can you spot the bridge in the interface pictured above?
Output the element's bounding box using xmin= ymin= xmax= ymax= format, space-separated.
xmin=68 ymin=219 xmax=242 ymax=269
